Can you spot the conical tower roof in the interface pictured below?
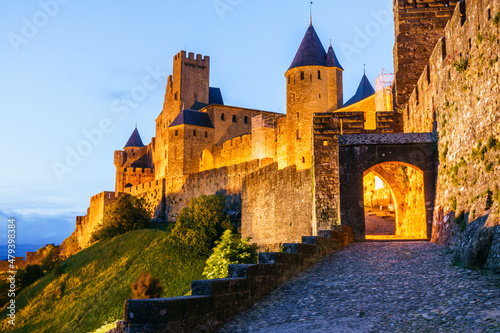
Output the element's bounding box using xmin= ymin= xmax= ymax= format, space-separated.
xmin=344 ymin=73 xmax=375 ymax=107
xmin=124 ymin=127 xmax=144 ymax=148
xmin=289 ymin=24 xmax=327 ymax=70
xmin=326 ymin=43 xmax=343 ymax=70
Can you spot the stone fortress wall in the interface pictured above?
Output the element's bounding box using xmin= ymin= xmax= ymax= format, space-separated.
xmin=401 ymin=0 xmax=500 ymax=247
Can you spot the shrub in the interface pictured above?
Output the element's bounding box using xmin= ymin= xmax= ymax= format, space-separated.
xmin=453 ymin=56 xmax=468 ymax=73
xmin=203 ymin=230 xmax=258 ymax=279
xmin=131 ymin=273 xmax=163 ymax=299
xmin=53 ymin=264 xmax=64 ymax=277
xmin=18 ymin=264 xmax=44 ymax=288
xmin=39 ymin=244 xmax=62 ymax=271
xmin=494 ymin=10 xmax=500 ymax=26
xmin=170 ymin=194 xmax=232 ymax=255
xmin=91 ymin=194 xmax=151 ymax=242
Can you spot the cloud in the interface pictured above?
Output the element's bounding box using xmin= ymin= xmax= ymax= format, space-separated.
xmin=0 ymin=208 xmax=75 ymax=246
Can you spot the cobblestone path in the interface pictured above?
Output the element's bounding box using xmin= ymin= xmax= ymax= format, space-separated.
xmin=218 ymin=242 xmax=500 ymax=333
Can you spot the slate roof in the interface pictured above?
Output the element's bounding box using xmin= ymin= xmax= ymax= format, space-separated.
xmin=124 ymin=128 xmax=145 ymax=148
xmin=169 ymin=109 xmax=214 ymax=128
xmin=326 ymin=45 xmax=343 ymax=70
xmin=289 ymin=24 xmax=342 ymax=70
xmin=190 ymin=87 xmax=224 ymax=110
xmin=343 ymin=73 xmax=375 ymax=107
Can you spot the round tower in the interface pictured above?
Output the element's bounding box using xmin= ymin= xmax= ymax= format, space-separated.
xmin=285 ymin=23 xmax=343 ymax=169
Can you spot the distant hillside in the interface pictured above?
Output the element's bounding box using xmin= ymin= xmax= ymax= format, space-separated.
xmin=0 ymin=228 xmax=207 ymax=333
xmin=0 ymin=244 xmax=46 ymax=260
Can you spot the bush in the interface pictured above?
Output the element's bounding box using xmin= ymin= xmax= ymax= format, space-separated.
xmin=39 ymin=244 xmax=61 ymax=271
xmin=18 ymin=264 xmax=44 ymax=288
xmin=170 ymin=194 xmax=232 ymax=255
xmin=131 ymin=273 xmax=163 ymax=299
xmin=203 ymin=230 xmax=258 ymax=279
xmin=91 ymin=194 xmax=151 ymax=242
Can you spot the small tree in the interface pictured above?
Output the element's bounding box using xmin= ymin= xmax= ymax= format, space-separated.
xmin=131 ymin=273 xmax=163 ymax=299
xmin=91 ymin=193 xmax=151 ymax=242
xmin=170 ymin=194 xmax=232 ymax=255
xmin=203 ymin=229 xmax=258 ymax=279
xmin=18 ymin=264 xmax=44 ymax=288
xmin=38 ymin=244 xmax=61 ymax=271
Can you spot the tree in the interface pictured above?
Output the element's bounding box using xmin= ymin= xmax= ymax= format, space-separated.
xmin=36 ymin=244 xmax=61 ymax=271
xmin=170 ymin=194 xmax=232 ymax=255
xmin=131 ymin=273 xmax=163 ymax=299
xmin=91 ymin=193 xmax=151 ymax=242
xmin=203 ymin=229 xmax=258 ymax=279
xmin=17 ymin=264 xmax=44 ymax=288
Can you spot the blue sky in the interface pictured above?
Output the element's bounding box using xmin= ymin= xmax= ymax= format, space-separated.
xmin=0 ymin=0 xmax=395 ymax=246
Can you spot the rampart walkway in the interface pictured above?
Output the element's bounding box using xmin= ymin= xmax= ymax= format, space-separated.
xmin=218 ymin=242 xmax=500 ymax=332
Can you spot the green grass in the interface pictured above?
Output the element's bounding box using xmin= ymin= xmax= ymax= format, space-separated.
xmin=0 ymin=229 xmax=207 ymax=333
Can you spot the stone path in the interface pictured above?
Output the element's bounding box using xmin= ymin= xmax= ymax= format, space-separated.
xmin=218 ymin=242 xmax=500 ymax=333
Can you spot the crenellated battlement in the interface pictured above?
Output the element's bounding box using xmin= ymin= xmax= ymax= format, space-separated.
xmin=174 ymin=50 xmax=210 ymax=66
xmin=123 ymin=167 xmax=153 ymax=175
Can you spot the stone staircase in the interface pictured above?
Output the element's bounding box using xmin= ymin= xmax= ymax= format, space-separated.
xmin=113 ymin=226 xmax=353 ymax=333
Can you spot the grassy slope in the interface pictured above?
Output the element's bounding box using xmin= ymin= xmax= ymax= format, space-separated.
xmin=0 ymin=229 xmax=206 ymax=333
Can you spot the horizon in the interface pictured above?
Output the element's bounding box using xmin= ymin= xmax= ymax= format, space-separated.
xmin=0 ymin=0 xmax=395 ymax=246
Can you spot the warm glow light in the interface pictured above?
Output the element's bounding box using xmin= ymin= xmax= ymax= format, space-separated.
xmin=374 ymin=176 xmax=384 ymax=190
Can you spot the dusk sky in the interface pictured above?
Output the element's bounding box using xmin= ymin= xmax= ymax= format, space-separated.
xmin=0 ymin=0 xmax=395 ymax=247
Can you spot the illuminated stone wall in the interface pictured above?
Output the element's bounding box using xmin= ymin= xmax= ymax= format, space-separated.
xmin=241 ymin=163 xmax=313 ymax=250
xmin=400 ymin=0 xmax=500 ymax=243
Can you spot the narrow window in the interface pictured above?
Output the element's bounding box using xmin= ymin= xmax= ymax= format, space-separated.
xmin=319 ymin=93 xmax=321 ymax=99
xmin=221 ymin=113 xmax=225 ymax=121
xmin=488 ymin=8 xmax=491 ymax=20
xmin=310 ymin=74 xmax=312 ymax=82
xmin=174 ymin=92 xmax=178 ymax=101
xmin=232 ymin=115 xmax=237 ymax=122
xmin=318 ymin=70 xmax=321 ymax=80
xmin=194 ymin=92 xmax=197 ymax=101
xmin=300 ymin=71 xmax=304 ymax=80
xmin=297 ymin=112 xmax=300 ymax=119
xmin=292 ymin=93 xmax=296 ymax=102
xmin=302 ymin=157 xmax=305 ymax=163
xmin=244 ymin=116 xmax=248 ymax=124
xmin=175 ymin=130 xmax=178 ymax=136
xmin=193 ymin=129 xmax=197 ymax=137
xmin=288 ymin=76 xmax=291 ymax=84
xmin=205 ymin=131 xmax=208 ymax=138
xmin=297 ymin=129 xmax=301 ymax=140
xmin=323 ymin=140 xmax=328 ymax=146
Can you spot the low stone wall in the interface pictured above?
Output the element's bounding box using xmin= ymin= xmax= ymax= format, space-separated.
xmin=112 ymin=227 xmax=353 ymax=333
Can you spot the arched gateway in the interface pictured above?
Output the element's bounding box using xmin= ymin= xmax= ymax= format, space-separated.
xmin=337 ymin=133 xmax=436 ymax=241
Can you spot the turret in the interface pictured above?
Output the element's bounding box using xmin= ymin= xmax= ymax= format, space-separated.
xmin=285 ymin=23 xmax=343 ymax=170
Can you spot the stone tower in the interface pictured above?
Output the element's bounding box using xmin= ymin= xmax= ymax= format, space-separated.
xmin=114 ymin=127 xmax=154 ymax=194
xmin=394 ymin=0 xmax=459 ymax=107
xmin=154 ymin=51 xmax=210 ymax=178
xmin=285 ymin=23 xmax=343 ymax=170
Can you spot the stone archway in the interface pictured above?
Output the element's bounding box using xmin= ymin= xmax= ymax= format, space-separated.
xmin=337 ymin=133 xmax=436 ymax=241
xmin=363 ymin=162 xmax=427 ymax=240
xmin=199 ymin=149 xmax=214 ymax=171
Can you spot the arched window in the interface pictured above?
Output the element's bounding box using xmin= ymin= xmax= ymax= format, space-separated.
xmin=125 ymin=183 xmax=133 ymax=188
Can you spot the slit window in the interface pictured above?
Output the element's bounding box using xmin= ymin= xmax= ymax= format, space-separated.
xmin=193 ymin=130 xmax=197 ymax=137
xmin=221 ymin=113 xmax=225 ymax=121
xmin=232 ymin=115 xmax=237 ymax=122
xmin=302 ymin=157 xmax=305 ymax=163
xmin=318 ymin=70 xmax=321 ymax=79
xmin=244 ymin=116 xmax=248 ymax=124
xmin=300 ymin=71 xmax=304 ymax=80
xmin=205 ymin=131 xmax=208 ymax=138
xmin=175 ymin=130 xmax=179 ymax=136
xmin=297 ymin=129 xmax=301 ymax=140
